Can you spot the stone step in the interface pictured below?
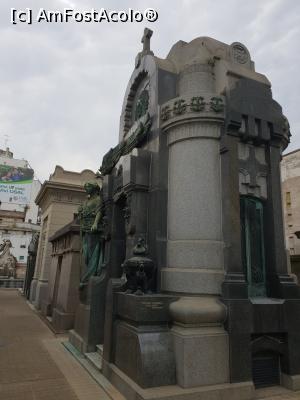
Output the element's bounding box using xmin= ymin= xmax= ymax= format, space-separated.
xmin=96 ymin=344 xmax=103 ymax=357
xmin=85 ymin=351 xmax=102 ymax=372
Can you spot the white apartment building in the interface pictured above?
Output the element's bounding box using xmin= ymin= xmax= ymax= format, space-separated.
xmin=281 ymin=148 xmax=300 ymax=278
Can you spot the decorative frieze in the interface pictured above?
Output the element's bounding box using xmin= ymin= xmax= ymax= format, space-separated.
xmin=160 ymin=94 xmax=225 ymax=127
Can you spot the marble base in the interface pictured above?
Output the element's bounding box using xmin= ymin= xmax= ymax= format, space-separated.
xmin=34 ymin=280 xmax=48 ymax=310
xmin=102 ymin=359 xmax=254 ymax=400
xmin=69 ymin=303 xmax=92 ymax=353
xmin=281 ymin=373 xmax=300 ymax=391
xmin=41 ymin=300 xmax=52 ymax=316
xmin=52 ymin=308 xmax=75 ymax=332
xmin=29 ymin=278 xmax=38 ymax=303
xmin=110 ymin=293 xmax=176 ymax=388
xmin=69 ymin=329 xmax=88 ymax=354
xmin=171 ymin=325 xmax=229 ymax=388
xmin=114 ymin=321 xmax=175 ymax=388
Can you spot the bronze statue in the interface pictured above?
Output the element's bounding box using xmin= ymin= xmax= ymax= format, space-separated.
xmin=78 ymin=182 xmax=103 ymax=290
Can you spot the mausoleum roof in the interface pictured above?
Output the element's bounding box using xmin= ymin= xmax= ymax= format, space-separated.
xmin=154 ymin=36 xmax=270 ymax=88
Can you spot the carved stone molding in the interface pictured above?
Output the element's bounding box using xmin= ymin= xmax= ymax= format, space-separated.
xmin=123 ymin=70 xmax=149 ymax=135
xmin=160 ymin=94 xmax=225 ymax=130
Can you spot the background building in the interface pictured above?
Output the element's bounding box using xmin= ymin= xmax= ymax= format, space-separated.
xmin=281 ymin=148 xmax=300 ymax=279
xmin=30 ymin=165 xmax=97 ymax=312
xmin=0 ymin=147 xmax=41 ymax=278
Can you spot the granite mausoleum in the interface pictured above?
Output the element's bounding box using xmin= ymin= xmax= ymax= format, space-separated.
xmin=68 ymin=30 xmax=300 ymax=400
xmin=44 ymin=219 xmax=81 ymax=332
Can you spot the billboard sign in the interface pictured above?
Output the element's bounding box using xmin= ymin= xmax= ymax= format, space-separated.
xmin=0 ymin=165 xmax=34 ymax=205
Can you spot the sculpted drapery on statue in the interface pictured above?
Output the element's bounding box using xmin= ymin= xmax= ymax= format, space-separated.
xmin=0 ymin=239 xmax=17 ymax=278
xmin=78 ymin=182 xmax=103 ymax=289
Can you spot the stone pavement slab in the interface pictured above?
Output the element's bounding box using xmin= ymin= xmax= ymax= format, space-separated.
xmin=0 ymin=289 xmax=110 ymax=400
xmin=256 ymin=385 xmax=300 ymax=399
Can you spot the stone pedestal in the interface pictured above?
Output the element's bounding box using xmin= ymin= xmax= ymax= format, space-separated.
xmin=172 ymin=326 xmax=229 ymax=387
xmin=29 ymin=277 xmax=38 ymax=303
xmin=69 ymin=303 xmax=91 ymax=353
xmin=69 ymin=275 xmax=108 ymax=353
xmin=34 ymin=279 xmax=48 ymax=310
xmin=103 ymin=292 xmax=176 ymax=388
xmin=170 ymin=297 xmax=229 ymax=388
xmin=52 ymin=308 xmax=75 ymax=332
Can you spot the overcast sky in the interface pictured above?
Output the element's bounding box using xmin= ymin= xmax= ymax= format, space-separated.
xmin=0 ymin=0 xmax=299 ymax=182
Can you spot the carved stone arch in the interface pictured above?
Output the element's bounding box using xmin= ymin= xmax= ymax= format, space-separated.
xmin=123 ymin=70 xmax=149 ymax=136
xmin=251 ymin=335 xmax=286 ymax=356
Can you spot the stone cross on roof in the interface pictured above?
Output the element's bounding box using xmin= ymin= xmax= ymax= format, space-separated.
xmin=135 ymin=28 xmax=154 ymax=68
xmin=141 ymin=28 xmax=153 ymax=54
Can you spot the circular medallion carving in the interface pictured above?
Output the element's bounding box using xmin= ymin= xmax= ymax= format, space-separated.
xmin=231 ymin=42 xmax=249 ymax=64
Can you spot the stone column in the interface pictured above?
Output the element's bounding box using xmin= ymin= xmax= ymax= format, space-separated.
xmin=29 ymin=228 xmax=44 ymax=302
xmin=34 ymin=216 xmax=52 ymax=310
xmin=161 ymin=63 xmax=229 ymax=388
xmin=34 ymin=242 xmax=52 ymax=310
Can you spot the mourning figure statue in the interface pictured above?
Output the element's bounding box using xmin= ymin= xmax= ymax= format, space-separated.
xmin=78 ymin=182 xmax=103 ymax=290
xmin=0 ymin=239 xmax=17 ymax=278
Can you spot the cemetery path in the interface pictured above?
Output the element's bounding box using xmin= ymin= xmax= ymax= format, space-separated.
xmin=0 ymin=289 xmax=110 ymax=400
xmin=1 ymin=290 xmax=300 ymax=400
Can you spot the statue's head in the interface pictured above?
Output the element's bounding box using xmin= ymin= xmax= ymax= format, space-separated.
xmin=84 ymin=182 xmax=100 ymax=196
xmin=4 ymin=239 xmax=12 ymax=247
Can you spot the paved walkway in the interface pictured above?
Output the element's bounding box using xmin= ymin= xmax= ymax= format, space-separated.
xmin=256 ymin=386 xmax=300 ymax=399
xmin=0 ymin=289 xmax=110 ymax=400
xmin=1 ymin=290 xmax=300 ymax=400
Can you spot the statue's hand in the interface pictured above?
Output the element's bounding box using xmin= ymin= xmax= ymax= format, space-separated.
xmin=91 ymin=222 xmax=98 ymax=232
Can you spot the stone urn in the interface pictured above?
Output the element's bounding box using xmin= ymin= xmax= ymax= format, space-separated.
xmin=122 ymin=238 xmax=156 ymax=295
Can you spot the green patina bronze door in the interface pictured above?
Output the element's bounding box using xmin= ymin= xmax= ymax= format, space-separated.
xmin=240 ymin=196 xmax=266 ymax=297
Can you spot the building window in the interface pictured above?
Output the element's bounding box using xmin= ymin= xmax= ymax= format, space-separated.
xmin=20 ymin=245 xmax=26 ymax=248
xmin=19 ymin=256 xmax=24 ymax=260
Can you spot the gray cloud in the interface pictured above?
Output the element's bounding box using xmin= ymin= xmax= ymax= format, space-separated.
xmin=0 ymin=0 xmax=299 ymax=181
